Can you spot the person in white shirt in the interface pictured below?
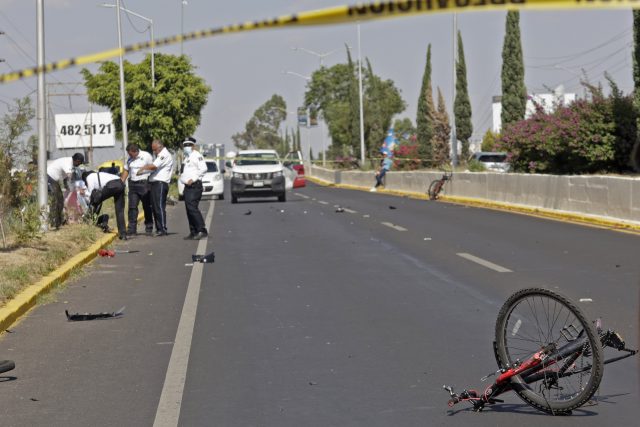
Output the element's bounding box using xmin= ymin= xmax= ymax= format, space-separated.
xmin=139 ymin=139 xmax=174 ymax=236
xmin=179 ymin=137 xmax=208 ymax=240
xmin=46 ymin=152 xmax=85 ymax=228
xmin=82 ymin=170 xmax=127 ymax=240
xmin=121 ymin=143 xmax=154 ymax=236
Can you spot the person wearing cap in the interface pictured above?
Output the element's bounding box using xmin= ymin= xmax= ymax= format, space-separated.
xmin=121 ymin=143 xmax=154 ymax=236
xmin=179 ymin=137 xmax=208 ymax=240
xmin=82 ymin=170 xmax=127 ymax=240
xmin=370 ymin=151 xmax=392 ymax=192
xmin=46 ymin=152 xmax=85 ymax=228
xmin=138 ymin=139 xmax=174 ymax=236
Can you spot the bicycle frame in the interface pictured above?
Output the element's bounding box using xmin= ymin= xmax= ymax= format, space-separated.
xmin=444 ymin=327 xmax=637 ymax=412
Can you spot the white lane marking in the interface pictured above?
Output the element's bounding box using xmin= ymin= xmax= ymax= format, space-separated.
xmin=295 ymin=193 xmax=310 ymax=199
xmin=381 ymin=222 xmax=408 ymax=232
xmin=318 ymin=200 xmax=329 ymax=205
xmin=343 ymin=208 xmax=357 ymax=214
xmin=579 ymin=298 xmax=593 ymax=303
xmin=153 ymin=201 xmax=216 ymax=427
xmin=457 ymin=253 xmax=513 ymax=273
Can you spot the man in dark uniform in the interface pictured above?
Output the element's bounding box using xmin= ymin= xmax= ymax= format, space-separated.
xmin=179 ymin=137 xmax=208 ymax=240
xmin=121 ymin=143 xmax=154 ymax=236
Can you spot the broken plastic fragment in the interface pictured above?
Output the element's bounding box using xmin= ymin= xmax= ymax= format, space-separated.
xmin=192 ymin=252 xmax=215 ymax=263
xmin=65 ymin=306 xmax=125 ymax=321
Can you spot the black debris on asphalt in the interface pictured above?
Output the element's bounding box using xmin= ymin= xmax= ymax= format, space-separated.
xmin=389 ymin=206 xmax=397 ymax=210
xmin=65 ymin=307 xmax=125 ymax=321
xmin=335 ymin=207 xmax=345 ymax=213
xmin=244 ymin=210 xmax=252 ymax=215
xmin=192 ymin=252 xmax=215 ymax=263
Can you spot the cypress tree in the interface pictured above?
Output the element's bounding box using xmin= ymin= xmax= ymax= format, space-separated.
xmin=500 ymin=11 xmax=527 ymax=128
xmin=432 ymin=87 xmax=451 ymax=167
xmin=416 ymin=44 xmax=435 ymax=167
xmin=454 ymin=30 xmax=473 ymax=161
xmin=632 ymin=10 xmax=640 ymax=170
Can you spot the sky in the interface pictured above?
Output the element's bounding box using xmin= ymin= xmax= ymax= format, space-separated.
xmin=0 ymin=0 xmax=635 ymax=159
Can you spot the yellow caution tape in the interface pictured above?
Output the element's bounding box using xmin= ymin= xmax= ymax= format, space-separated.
xmin=1 ymin=0 xmax=638 ymax=84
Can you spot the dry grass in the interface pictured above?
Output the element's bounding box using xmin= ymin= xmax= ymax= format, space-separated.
xmin=0 ymin=202 xmax=115 ymax=306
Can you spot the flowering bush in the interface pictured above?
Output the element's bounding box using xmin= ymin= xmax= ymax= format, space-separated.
xmin=499 ymin=97 xmax=620 ymax=174
xmin=392 ymin=143 xmax=422 ymax=170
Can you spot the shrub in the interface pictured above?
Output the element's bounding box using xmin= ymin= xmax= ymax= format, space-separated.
xmin=392 ymin=143 xmax=421 ymax=170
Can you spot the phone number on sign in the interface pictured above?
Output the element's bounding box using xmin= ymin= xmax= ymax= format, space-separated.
xmin=59 ymin=123 xmax=112 ymax=136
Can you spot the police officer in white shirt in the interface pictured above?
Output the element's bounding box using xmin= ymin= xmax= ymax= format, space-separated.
xmin=121 ymin=143 xmax=154 ymax=236
xmin=138 ymin=139 xmax=174 ymax=236
xmin=82 ymin=170 xmax=127 ymax=240
xmin=46 ymin=152 xmax=84 ymax=228
xmin=179 ymin=137 xmax=208 ymax=240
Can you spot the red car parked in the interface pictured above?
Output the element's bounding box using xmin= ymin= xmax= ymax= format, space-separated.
xmin=284 ymin=151 xmax=305 ymax=188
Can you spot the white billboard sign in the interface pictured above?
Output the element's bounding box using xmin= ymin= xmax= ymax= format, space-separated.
xmin=54 ymin=112 xmax=116 ymax=149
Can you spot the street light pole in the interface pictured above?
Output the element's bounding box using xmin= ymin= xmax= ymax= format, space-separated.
xmin=357 ymin=23 xmax=365 ymax=167
xmin=115 ymin=0 xmax=128 ymax=162
xmin=99 ymin=3 xmax=154 ymax=88
xmin=180 ymin=0 xmax=187 ymax=55
xmin=283 ymin=71 xmax=322 ymax=165
xmin=36 ymin=0 xmax=48 ymax=231
xmin=291 ymin=47 xmax=339 ymax=68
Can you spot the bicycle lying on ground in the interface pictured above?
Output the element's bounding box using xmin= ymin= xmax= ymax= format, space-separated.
xmin=443 ymin=288 xmax=637 ymax=415
xmin=427 ymin=169 xmax=452 ymax=200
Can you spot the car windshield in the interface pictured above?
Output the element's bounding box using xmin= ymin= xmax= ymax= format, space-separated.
xmin=206 ymin=161 xmax=218 ymax=172
xmin=236 ymin=153 xmax=279 ymax=166
xmin=478 ymin=154 xmax=507 ymax=163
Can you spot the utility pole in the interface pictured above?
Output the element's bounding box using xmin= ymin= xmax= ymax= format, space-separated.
xmin=115 ymin=0 xmax=128 ymax=163
xmin=357 ymin=23 xmax=365 ymax=167
xmin=36 ymin=0 xmax=48 ymax=231
xmin=451 ymin=13 xmax=458 ymax=167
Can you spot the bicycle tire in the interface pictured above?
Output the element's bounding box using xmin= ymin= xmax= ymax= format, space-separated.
xmin=427 ymin=180 xmax=442 ymax=200
xmin=494 ymin=288 xmax=603 ymax=414
xmin=0 ymin=360 xmax=15 ymax=374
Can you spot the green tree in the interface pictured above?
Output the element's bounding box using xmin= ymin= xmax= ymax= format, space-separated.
xmin=232 ymin=94 xmax=287 ymax=150
xmin=632 ymin=10 xmax=640 ymax=170
xmin=501 ymin=11 xmax=527 ymax=128
xmin=481 ymin=129 xmax=500 ymax=152
xmin=393 ymin=117 xmax=416 ymax=145
xmin=82 ymin=54 xmax=211 ymax=150
xmin=432 ymin=88 xmax=451 ymax=167
xmin=454 ymin=30 xmax=473 ymax=161
xmin=347 ymin=47 xmax=361 ymax=158
xmin=364 ymin=59 xmax=406 ymax=158
xmin=0 ymin=96 xmax=35 ymax=170
xmin=416 ymin=44 xmax=435 ymax=166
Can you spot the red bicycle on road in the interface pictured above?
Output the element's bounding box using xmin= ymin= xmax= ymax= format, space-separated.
xmin=444 ymin=288 xmax=637 ymax=415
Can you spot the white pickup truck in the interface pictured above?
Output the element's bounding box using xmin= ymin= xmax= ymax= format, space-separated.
xmin=228 ymin=149 xmax=289 ymax=204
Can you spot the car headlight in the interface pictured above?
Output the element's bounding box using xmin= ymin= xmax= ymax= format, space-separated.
xmin=272 ymin=170 xmax=283 ymax=177
xmin=232 ymin=172 xmax=243 ymax=179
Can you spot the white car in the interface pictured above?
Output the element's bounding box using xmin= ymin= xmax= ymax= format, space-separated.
xmin=471 ymin=152 xmax=511 ymax=173
xmin=178 ymin=158 xmax=224 ymax=200
xmin=228 ymin=149 xmax=287 ymax=203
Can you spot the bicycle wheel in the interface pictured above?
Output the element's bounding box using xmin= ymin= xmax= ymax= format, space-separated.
xmin=427 ymin=180 xmax=442 ymax=200
xmin=494 ymin=288 xmax=603 ymax=414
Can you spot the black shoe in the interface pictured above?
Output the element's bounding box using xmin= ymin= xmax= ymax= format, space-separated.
xmin=118 ymin=234 xmax=128 ymax=240
xmin=126 ymin=230 xmax=137 ymax=237
xmin=183 ymin=234 xmax=195 ymax=240
xmin=193 ymin=231 xmax=208 ymax=240
xmin=155 ymin=231 xmax=168 ymax=237
xmin=145 ymin=230 xmax=153 ymax=236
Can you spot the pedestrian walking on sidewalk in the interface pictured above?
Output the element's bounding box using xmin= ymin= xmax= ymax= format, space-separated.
xmin=179 ymin=137 xmax=208 ymax=240
xmin=121 ymin=143 xmax=154 ymax=236
xmin=139 ymin=139 xmax=174 ymax=236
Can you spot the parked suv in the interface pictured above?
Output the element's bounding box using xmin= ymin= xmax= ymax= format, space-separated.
xmin=471 ymin=152 xmax=510 ymax=173
xmin=229 ymin=149 xmax=286 ymax=203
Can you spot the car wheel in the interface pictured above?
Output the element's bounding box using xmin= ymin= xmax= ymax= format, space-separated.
xmin=231 ymin=194 xmax=238 ymax=204
xmin=278 ymin=193 xmax=286 ymax=202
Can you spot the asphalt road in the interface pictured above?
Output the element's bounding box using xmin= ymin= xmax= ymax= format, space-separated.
xmin=0 ymin=182 xmax=638 ymax=427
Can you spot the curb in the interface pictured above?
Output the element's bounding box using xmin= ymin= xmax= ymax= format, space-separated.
xmin=0 ymin=231 xmax=117 ymax=333
xmin=306 ymin=176 xmax=640 ymax=234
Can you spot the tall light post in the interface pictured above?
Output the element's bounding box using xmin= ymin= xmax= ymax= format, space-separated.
xmin=36 ymin=0 xmax=48 ymax=231
xmin=180 ymin=0 xmax=188 ymax=55
xmin=282 ymin=71 xmax=326 ymax=166
xmin=291 ymin=47 xmax=339 ymax=68
xmin=100 ymin=3 xmax=155 ymax=88
xmin=357 ymin=23 xmax=365 ymax=167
